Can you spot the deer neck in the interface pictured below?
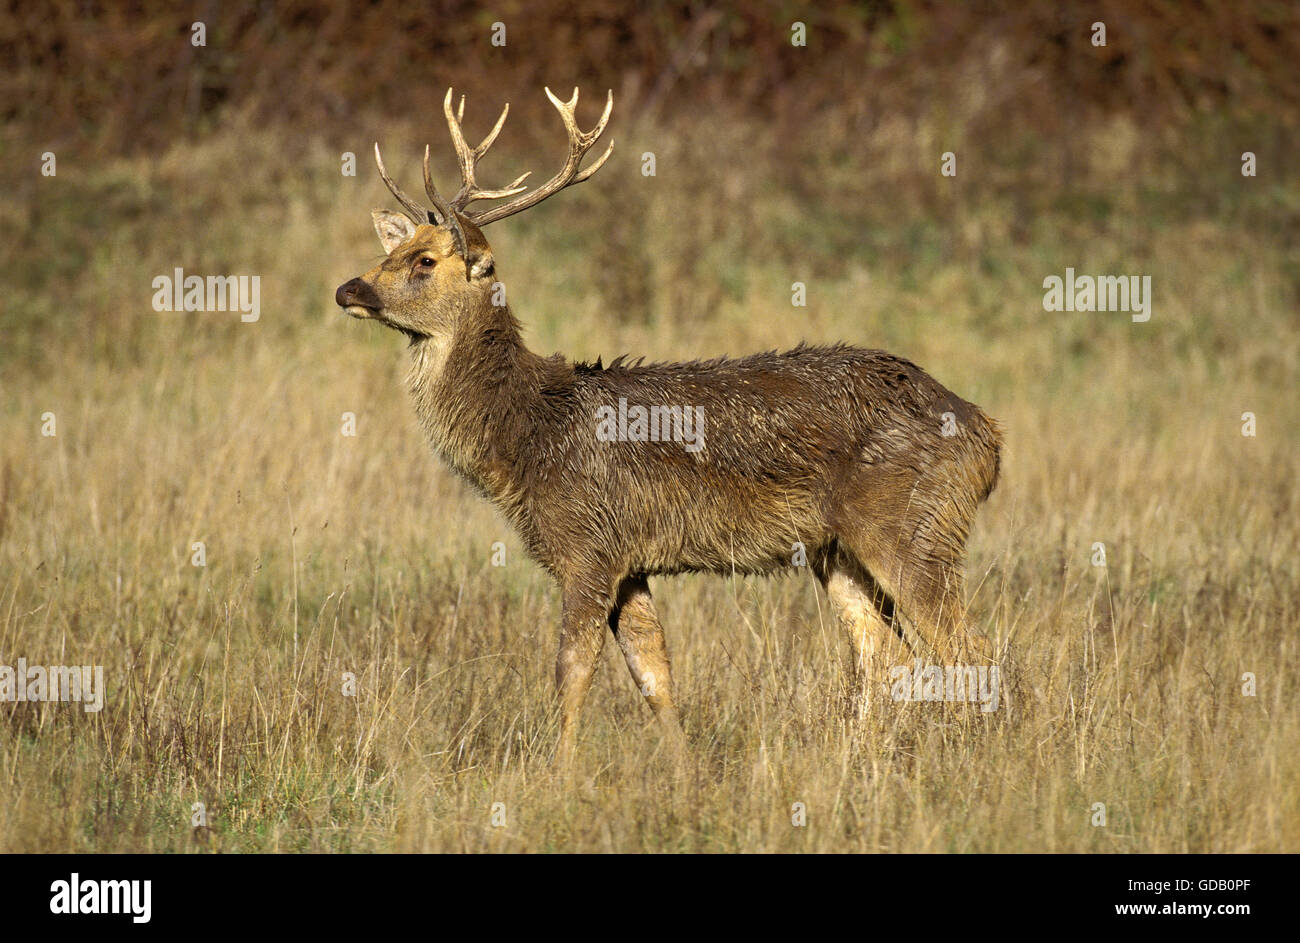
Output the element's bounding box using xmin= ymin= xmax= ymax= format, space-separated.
xmin=405 ymin=304 xmax=543 ymax=501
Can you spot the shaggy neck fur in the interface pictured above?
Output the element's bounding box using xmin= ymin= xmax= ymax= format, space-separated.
xmin=405 ymin=299 xmax=549 ymax=510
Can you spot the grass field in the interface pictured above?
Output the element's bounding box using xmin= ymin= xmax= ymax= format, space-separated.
xmin=2 ymin=105 xmax=1297 ymax=852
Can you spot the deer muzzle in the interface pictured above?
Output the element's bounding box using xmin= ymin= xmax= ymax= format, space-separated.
xmin=335 ymin=277 xmax=383 ymax=316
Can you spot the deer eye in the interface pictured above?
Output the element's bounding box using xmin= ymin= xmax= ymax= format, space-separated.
xmin=416 ymin=256 xmax=435 ymax=268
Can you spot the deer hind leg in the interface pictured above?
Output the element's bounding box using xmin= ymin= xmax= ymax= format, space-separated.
xmin=847 ymin=516 xmax=991 ymax=665
xmin=555 ymin=589 xmax=610 ymax=765
xmin=904 ymin=560 xmax=993 ymax=663
xmin=609 ymin=575 xmax=687 ymax=751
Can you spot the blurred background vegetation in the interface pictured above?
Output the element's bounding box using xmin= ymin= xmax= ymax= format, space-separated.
xmin=0 ymin=2 xmax=1297 ymax=851
xmin=3 ymin=0 xmax=1297 ymax=368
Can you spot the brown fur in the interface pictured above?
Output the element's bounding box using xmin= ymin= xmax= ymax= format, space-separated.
xmin=338 ymin=196 xmax=1001 ymax=763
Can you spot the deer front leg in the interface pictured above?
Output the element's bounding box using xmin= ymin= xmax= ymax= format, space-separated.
xmin=555 ymin=592 xmax=609 ymax=765
xmin=610 ymin=575 xmax=687 ymax=752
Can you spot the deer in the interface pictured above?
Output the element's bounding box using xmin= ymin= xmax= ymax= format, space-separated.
xmin=335 ymin=87 xmax=1003 ymax=763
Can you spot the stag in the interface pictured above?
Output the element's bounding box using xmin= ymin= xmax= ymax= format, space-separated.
xmin=336 ymin=87 xmax=1002 ymax=762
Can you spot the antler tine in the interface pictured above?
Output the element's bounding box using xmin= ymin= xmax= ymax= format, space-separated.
xmin=469 ymin=87 xmax=614 ymax=227
xmin=574 ymin=137 xmax=615 ymax=184
xmin=374 ymin=142 xmax=433 ymax=225
xmin=443 ymin=88 xmax=530 ymax=212
xmin=549 ymin=87 xmax=614 ymax=146
xmin=482 ymin=170 xmax=533 ymax=198
xmin=421 ymin=145 xmax=455 ymax=225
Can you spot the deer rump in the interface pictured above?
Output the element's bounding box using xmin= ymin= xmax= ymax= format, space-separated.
xmin=514 ymin=342 xmax=1002 ymax=583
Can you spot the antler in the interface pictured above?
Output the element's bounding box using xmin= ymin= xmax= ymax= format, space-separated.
xmin=442 ymin=90 xmax=532 ymax=212
xmin=469 ymin=87 xmax=614 ymax=226
xmin=373 ymin=86 xmax=614 ymax=235
xmin=374 ymin=142 xmax=439 ymax=225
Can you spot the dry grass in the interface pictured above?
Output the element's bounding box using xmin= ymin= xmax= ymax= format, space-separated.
xmin=1 ymin=108 xmax=1296 ymax=853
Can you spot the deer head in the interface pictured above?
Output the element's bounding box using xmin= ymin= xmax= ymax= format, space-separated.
xmin=336 ymin=87 xmax=614 ymax=339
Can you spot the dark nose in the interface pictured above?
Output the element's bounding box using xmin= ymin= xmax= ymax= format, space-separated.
xmin=336 ymin=277 xmax=381 ymax=309
xmin=335 ymin=278 xmax=360 ymax=307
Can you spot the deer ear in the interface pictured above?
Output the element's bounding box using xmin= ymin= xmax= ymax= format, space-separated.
xmin=371 ymin=209 xmax=417 ymax=254
xmin=467 ymin=249 xmax=495 ymax=281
